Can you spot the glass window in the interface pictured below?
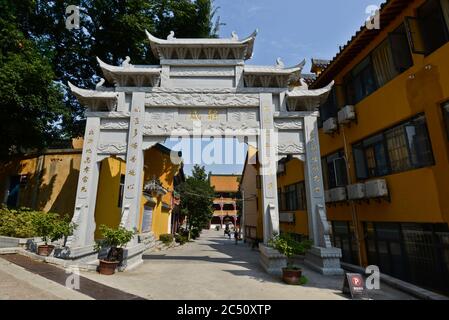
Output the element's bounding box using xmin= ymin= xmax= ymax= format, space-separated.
xmin=118 ymin=175 xmax=125 ymax=208
xmin=353 ymin=115 xmax=434 ymax=180
xmin=323 ymin=150 xmax=348 ymax=189
xmin=443 ymin=101 xmax=449 ymax=140
xmin=297 ymin=182 xmax=306 ymax=211
xmin=372 ymin=39 xmax=398 ymax=86
xmin=284 ymin=184 xmax=298 ymax=211
xmin=352 ymin=57 xmax=378 ymax=104
xmin=417 ymin=0 xmax=449 ymax=55
xmin=389 ymin=24 xmax=414 ymax=73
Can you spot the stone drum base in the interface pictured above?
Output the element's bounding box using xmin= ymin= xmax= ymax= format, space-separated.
xmin=304 ymin=246 xmax=344 ymax=276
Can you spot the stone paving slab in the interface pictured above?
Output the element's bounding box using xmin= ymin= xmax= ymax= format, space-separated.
xmin=80 ymin=230 xmax=416 ymax=300
xmin=0 ymin=258 xmax=90 ymax=300
xmin=1 ymin=254 xmax=145 ymax=300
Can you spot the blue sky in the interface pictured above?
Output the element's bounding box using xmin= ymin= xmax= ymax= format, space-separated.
xmin=165 ymin=0 xmax=385 ymax=176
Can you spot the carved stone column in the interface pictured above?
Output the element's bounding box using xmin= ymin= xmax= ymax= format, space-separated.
xmin=121 ymin=93 xmax=145 ymax=239
xmin=258 ymin=93 xmax=280 ymax=244
xmin=303 ymin=114 xmax=343 ymax=275
xmin=66 ymin=117 xmax=101 ymax=254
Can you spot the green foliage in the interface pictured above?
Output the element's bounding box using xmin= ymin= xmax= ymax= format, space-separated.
xmin=0 ymin=206 xmax=76 ymax=244
xmin=51 ymin=215 xmax=78 ymax=247
xmin=1 ymin=0 xmax=220 ymax=142
xmin=95 ymin=225 xmax=134 ymax=250
xmin=0 ymin=207 xmax=37 ymax=238
xmin=159 ymin=233 xmax=174 ymax=245
xmin=31 ymin=211 xmax=61 ymax=244
xmin=175 ymin=234 xmax=188 ymax=245
xmin=95 ymin=225 xmax=135 ymax=262
xmin=0 ymin=15 xmax=66 ymax=159
xmin=190 ymin=228 xmax=201 ymax=240
xmin=179 ymin=165 xmax=215 ymax=234
xmin=269 ymin=233 xmax=312 ymax=269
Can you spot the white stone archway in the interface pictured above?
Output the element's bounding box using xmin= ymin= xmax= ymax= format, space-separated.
xmin=66 ymin=30 xmax=342 ymax=274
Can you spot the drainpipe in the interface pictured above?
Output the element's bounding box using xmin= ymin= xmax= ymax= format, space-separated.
xmin=341 ymin=125 xmax=364 ymax=267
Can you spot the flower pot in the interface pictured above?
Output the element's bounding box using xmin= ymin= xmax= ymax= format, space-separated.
xmin=37 ymin=245 xmax=55 ymax=256
xmin=282 ymin=268 xmax=302 ymax=285
xmin=98 ymin=260 xmax=119 ymax=275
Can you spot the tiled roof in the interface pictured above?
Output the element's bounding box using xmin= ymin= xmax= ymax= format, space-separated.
xmin=311 ymin=0 xmax=412 ymax=88
xmin=210 ymin=175 xmax=240 ymax=192
xmin=302 ymin=73 xmax=317 ymax=86
xmin=311 ymin=58 xmax=331 ymax=70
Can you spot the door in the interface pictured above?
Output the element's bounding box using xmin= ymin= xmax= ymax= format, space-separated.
xmin=6 ymin=176 xmax=21 ymax=208
xmin=141 ymin=206 xmax=153 ymax=233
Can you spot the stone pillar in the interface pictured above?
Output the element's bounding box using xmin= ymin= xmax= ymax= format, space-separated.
xmin=303 ymin=115 xmax=343 ymax=275
xmin=121 ymin=92 xmax=145 ymax=238
xmin=118 ymin=92 xmax=146 ymax=270
xmin=66 ymin=117 xmax=101 ymax=254
xmin=258 ymin=93 xmax=280 ymax=244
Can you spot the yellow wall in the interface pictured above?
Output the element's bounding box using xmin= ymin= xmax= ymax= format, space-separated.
xmin=316 ymin=0 xmax=449 ymax=265
xmin=320 ymin=0 xmax=449 ymax=226
xmin=0 ymin=151 xmax=81 ymax=217
xmin=276 ymin=158 xmax=309 ymax=236
xmin=94 ymin=146 xmax=180 ymax=240
xmin=141 ymin=147 xmax=180 ymax=239
xmin=94 ymin=157 xmax=126 ymax=239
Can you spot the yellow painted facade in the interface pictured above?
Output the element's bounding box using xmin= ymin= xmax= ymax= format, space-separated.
xmin=1 ymin=143 xmax=182 ymax=241
xmin=314 ymin=0 xmax=449 ymax=265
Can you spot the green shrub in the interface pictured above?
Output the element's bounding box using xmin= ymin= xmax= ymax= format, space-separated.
xmin=175 ymin=234 xmax=188 ymax=245
xmin=159 ymin=233 xmax=174 ymax=245
xmin=0 ymin=206 xmax=77 ymax=244
xmin=95 ymin=225 xmax=135 ymax=262
xmin=31 ymin=211 xmax=61 ymax=244
xmin=269 ymin=233 xmax=312 ymax=269
xmin=190 ymin=228 xmax=200 ymax=239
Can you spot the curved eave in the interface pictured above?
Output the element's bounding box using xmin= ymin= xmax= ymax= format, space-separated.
xmin=287 ymin=81 xmax=334 ymax=99
xmin=97 ymin=57 xmax=161 ymax=83
xmin=68 ymin=82 xmax=118 ymax=110
xmin=244 ymin=59 xmax=305 ymax=76
xmin=145 ymin=29 xmax=257 ymax=60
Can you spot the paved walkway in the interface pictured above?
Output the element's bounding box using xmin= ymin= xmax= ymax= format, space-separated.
xmin=80 ymin=229 xmax=415 ymax=300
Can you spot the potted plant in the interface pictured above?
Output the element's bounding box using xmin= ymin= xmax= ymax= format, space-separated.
xmin=31 ymin=212 xmax=60 ymax=256
xmin=269 ymin=234 xmax=303 ymax=285
xmin=95 ymin=225 xmax=134 ymax=275
xmin=52 ymin=215 xmax=77 ymax=247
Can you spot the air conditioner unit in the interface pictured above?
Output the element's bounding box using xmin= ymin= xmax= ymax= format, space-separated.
xmin=365 ymin=179 xmax=389 ymax=198
xmin=338 ymin=105 xmax=356 ymax=125
xmin=325 ymin=190 xmax=332 ymax=203
xmin=323 ymin=117 xmax=338 ymax=134
xmin=330 ymin=187 xmax=347 ymax=202
xmin=347 ymin=183 xmax=366 ymax=200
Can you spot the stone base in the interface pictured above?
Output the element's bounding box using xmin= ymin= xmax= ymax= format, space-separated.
xmin=304 ymin=246 xmax=344 ymax=276
xmin=258 ymin=244 xmax=286 ymax=277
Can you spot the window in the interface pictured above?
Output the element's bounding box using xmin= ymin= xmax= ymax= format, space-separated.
xmin=322 ymin=150 xmax=348 ymax=189
xmin=332 ymin=221 xmax=359 ymax=265
xmin=353 ymin=115 xmax=434 ymax=180
xmin=388 ymin=24 xmax=414 ymax=73
xmin=318 ymin=87 xmax=339 ymax=128
xmin=443 ymin=101 xmax=449 ymax=140
xmin=118 ymin=175 xmax=125 ymax=208
xmin=344 ymin=57 xmax=378 ymax=105
xmin=406 ymin=0 xmax=449 ymax=56
xmin=283 ymin=182 xmax=306 ymax=211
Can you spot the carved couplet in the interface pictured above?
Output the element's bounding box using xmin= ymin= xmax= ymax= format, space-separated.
xmin=121 ymin=92 xmax=145 ymax=234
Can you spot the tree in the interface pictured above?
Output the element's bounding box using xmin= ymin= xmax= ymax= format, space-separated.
xmin=0 ymin=14 xmax=67 ymax=160
xmin=5 ymin=0 xmax=220 ymax=141
xmin=178 ymin=165 xmax=215 ymax=235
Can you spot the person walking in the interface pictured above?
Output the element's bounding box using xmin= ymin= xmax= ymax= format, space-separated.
xmin=234 ymin=228 xmax=240 ymax=245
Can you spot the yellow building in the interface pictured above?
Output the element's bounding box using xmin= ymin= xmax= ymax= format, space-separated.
xmin=0 ymin=141 xmax=184 ymax=240
xmin=241 ymin=0 xmax=449 ymax=294
xmin=209 ymin=174 xmax=240 ymax=228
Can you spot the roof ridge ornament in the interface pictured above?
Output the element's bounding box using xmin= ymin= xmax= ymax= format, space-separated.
xmin=167 ymin=31 xmax=176 ymax=40
xmin=96 ymin=78 xmax=105 ymax=89
xmin=276 ymin=58 xmax=285 ymax=69
xmin=121 ymin=56 xmax=132 ymax=68
xmin=231 ymin=31 xmax=239 ymax=40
